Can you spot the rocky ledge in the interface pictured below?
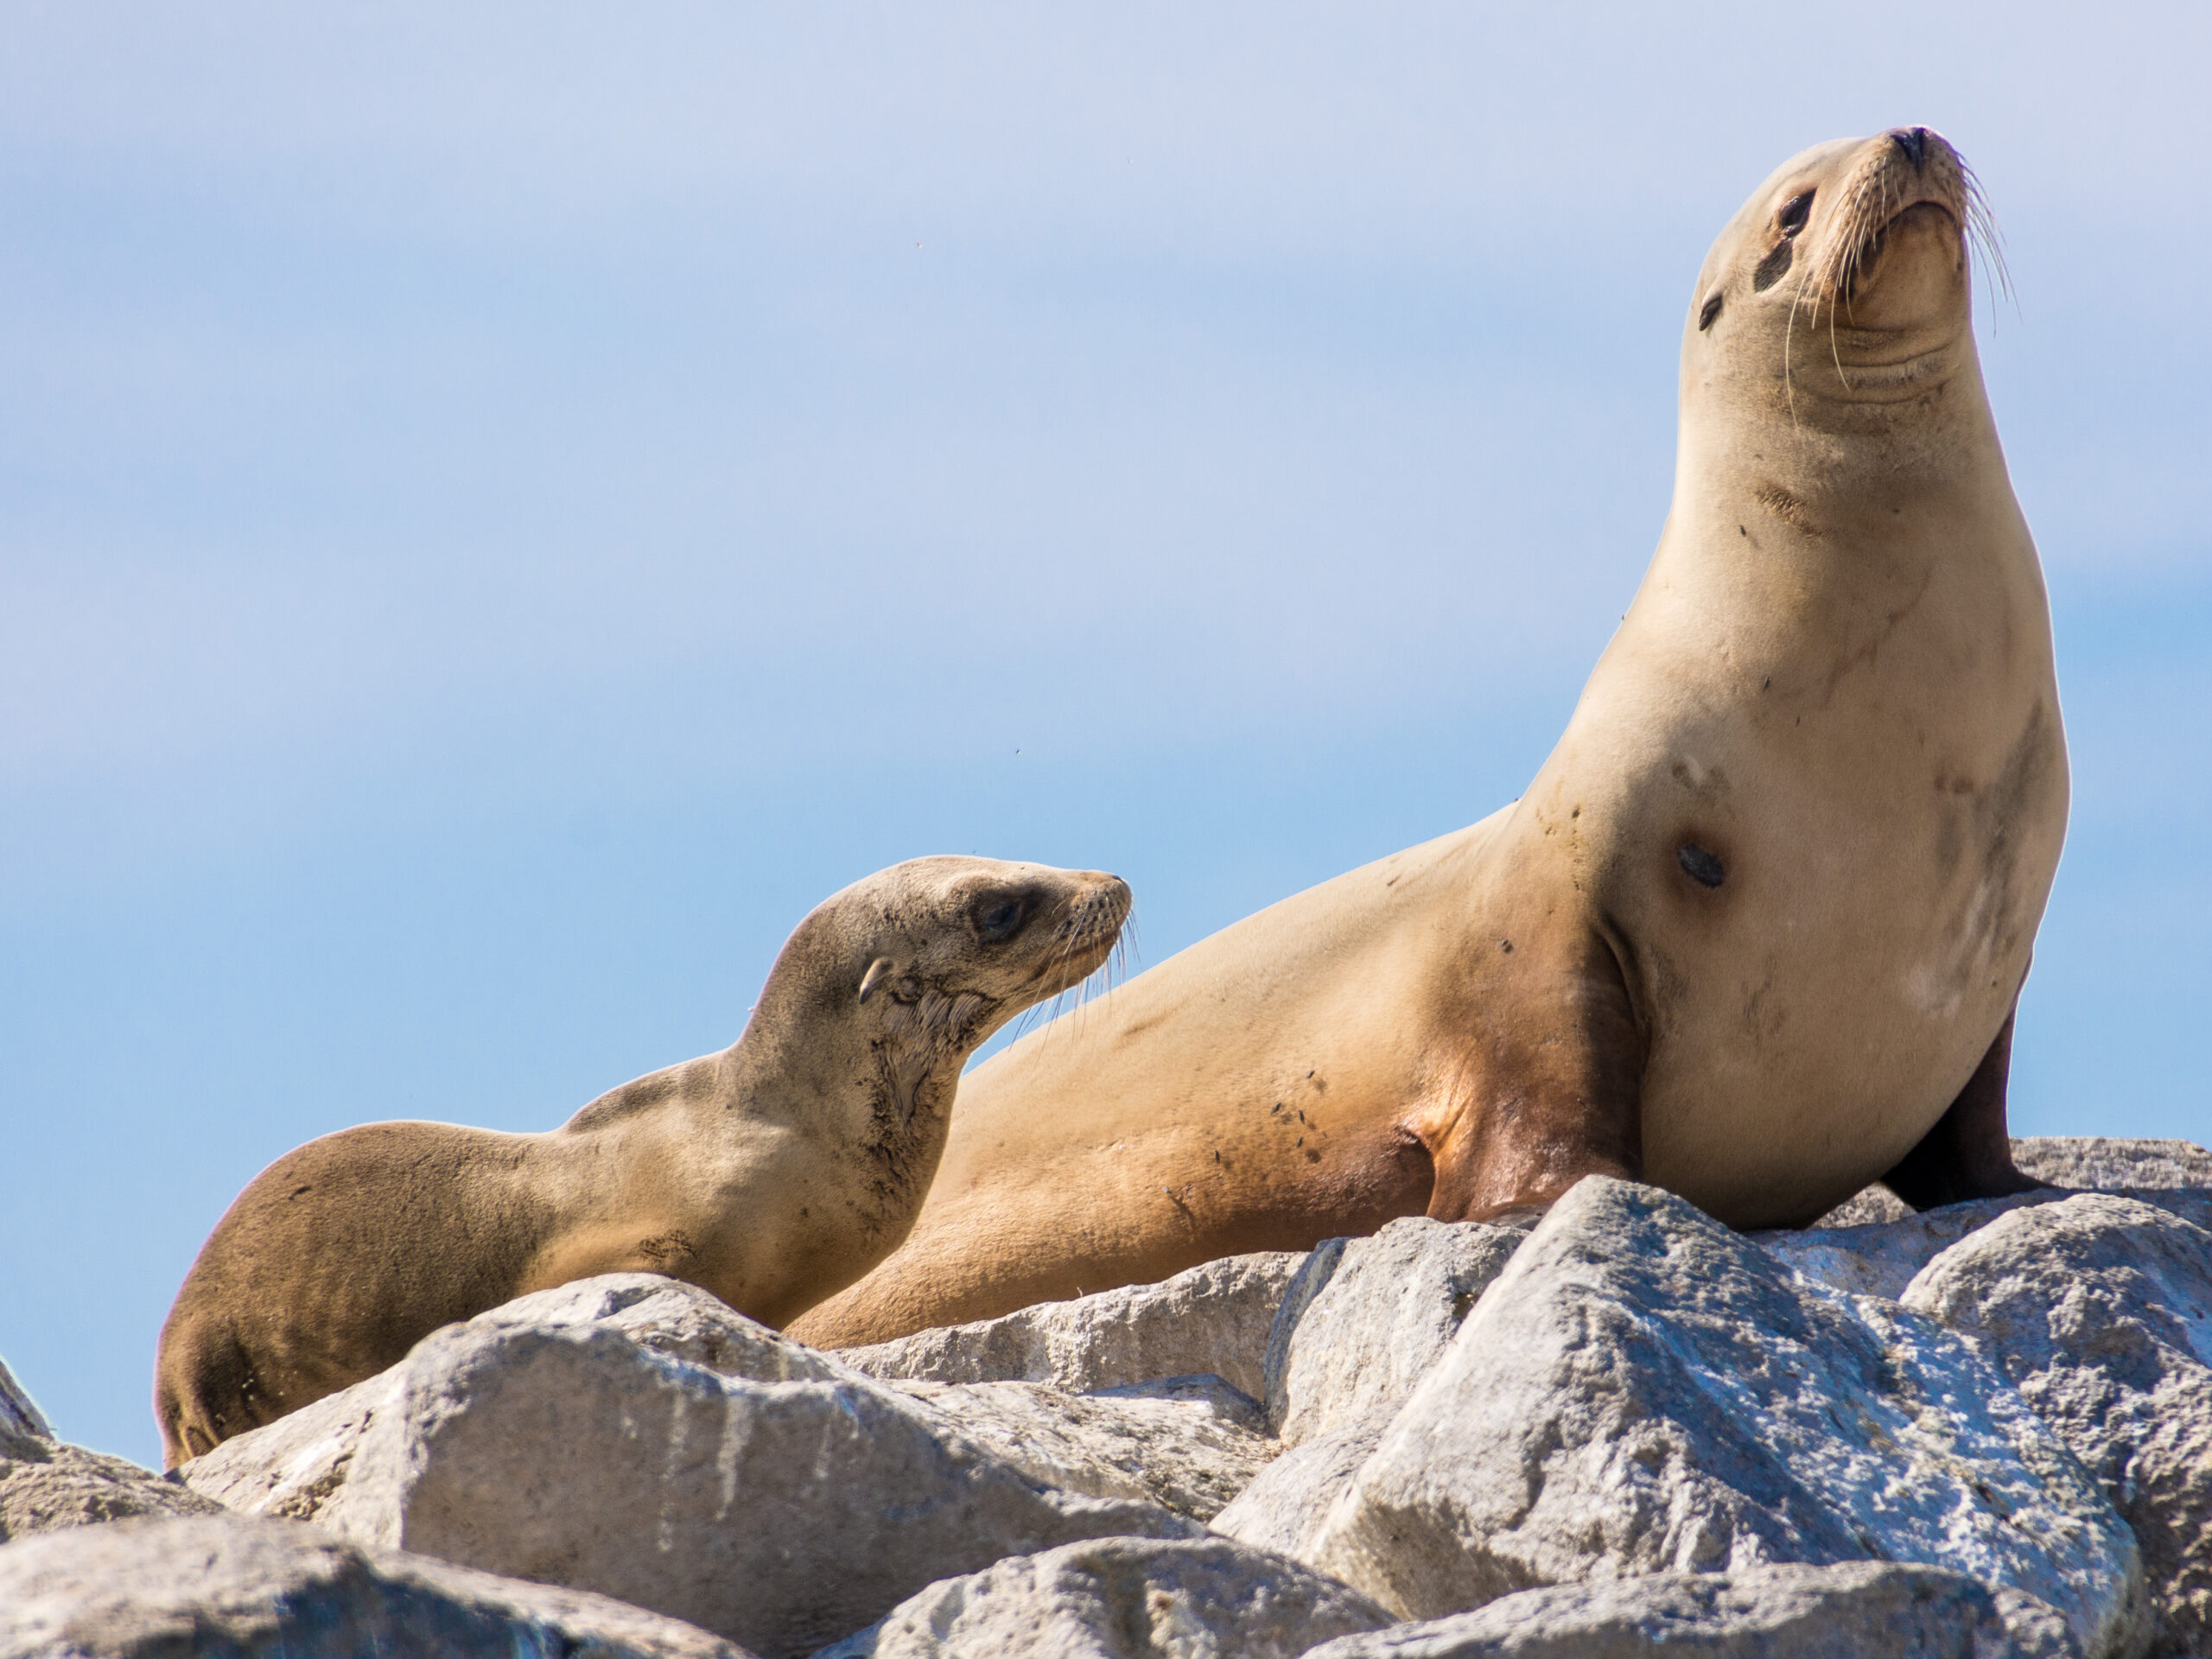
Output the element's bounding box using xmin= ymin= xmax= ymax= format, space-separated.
xmin=2 ymin=1136 xmax=2206 ymax=1658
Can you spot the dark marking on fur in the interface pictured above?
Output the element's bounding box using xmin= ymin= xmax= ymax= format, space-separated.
xmin=1752 ymin=238 xmax=1794 ymax=292
xmin=1753 ymin=481 xmax=1821 ymax=536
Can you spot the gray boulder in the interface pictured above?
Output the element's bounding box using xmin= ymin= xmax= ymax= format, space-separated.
xmin=1211 ymin=1412 xmax=1391 ymax=1560
xmin=1266 ymin=1179 xmax=2145 ymax=1659
xmin=184 ymin=1274 xmax=1195 ymax=1658
xmin=885 ymin=1374 xmax=1273 ymax=1522
xmin=0 ymin=1513 xmax=751 ymax=1658
xmin=0 ymin=1357 xmax=49 ymax=1442
xmin=1759 ymin=1190 xmax=2212 ymax=1305
xmin=1757 ymin=1192 xmax=2065 ymax=1302
xmin=1299 ymin=1562 xmax=2080 ymax=1658
xmin=2 ymin=1432 xmax=226 ymax=1544
xmin=1807 ymin=1136 xmax=2209 ymax=1230
xmin=835 ymin=1252 xmax=1302 ymax=1401
xmin=2 ymin=1354 xmax=224 ymax=1545
xmin=1904 ymin=1195 xmax=2212 ymax=1656
xmin=182 ymin=1273 xmax=858 ymax=1522
xmin=1262 ymin=1218 xmax=1523 ymax=1446
xmin=2015 ymin=1138 xmax=2212 ymax=1191
xmin=1806 ymin=1185 xmax=1913 ymax=1227
xmin=817 ymin=1535 xmax=1391 ymax=1659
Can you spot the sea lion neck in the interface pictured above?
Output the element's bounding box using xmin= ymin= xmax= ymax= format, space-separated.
xmin=715 ymin=959 xmax=876 ymax=1131
xmin=1675 ymin=317 xmax=2002 ymax=546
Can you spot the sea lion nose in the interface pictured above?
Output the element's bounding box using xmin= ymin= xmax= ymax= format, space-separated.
xmin=1891 ymin=126 xmax=1929 ymax=167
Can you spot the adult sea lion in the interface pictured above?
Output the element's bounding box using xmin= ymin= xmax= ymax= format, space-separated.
xmin=791 ymin=127 xmax=2067 ymax=1350
xmin=156 ymin=855 xmax=1130 ymax=1465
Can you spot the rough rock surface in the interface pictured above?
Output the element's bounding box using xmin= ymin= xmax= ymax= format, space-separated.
xmin=2 ymin=1429 xmax=226 ymax=1543
xmin=2015 ymin=1139 xmax=2212 ymax=1192
xmin=1807 ymin=1136 xmax=2210 ymax=1230
xmin=1905 ymin=1194 xmax=2212 ymax=1656
xmin=1298 ymin=1563 xmax=2080 ymax=1658
xmin=1238 ymin=1179 xmax=2144 ymax=1659
xmin=1262 ymin=1218 xmax=1524 ymax=1446
xmin=817 ymin=1535 xmax=1391 ymax=1659
xmin=184 ymin=1274 xmax=1194 ymax=1658
xmin=181 ymin=1274 xmax=855 ymax=1521
xmin=2 ymin=1353 xmax=225 ymax=1544
xmin=0 ymin=1357 xmax=48 ymax=1442
xmin=836 ymin=1252 xmax=1301 ymax=1400
xmin=885 ymin=1374 xmax=1273 ymax=1522
xmin=1758 ymin=1192 xmax=2069 ymax=1302
xmin=1760 ymin=1190 xmax=2212 ymax=1304
xmin=1211 ymin=1412 xmax=1390 ymax=1560
xmin=0 ymin=1513 xmax=751 ymax=1658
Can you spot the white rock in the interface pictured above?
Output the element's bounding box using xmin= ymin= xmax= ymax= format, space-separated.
xmin=1806 ymin=1136 xmax=2209 ymax=1230
xmin=2 ymin=1433 xmax=226 ymax=1543
xmin=1759 ymin=1190 xmax=2212 ymax=1304
xmin=2 ymin=1357 xmax=221 ymax=1545
xmin=1279 ymin=1179 xmax=2146 ymax=1659
xmin=817 ymin=1535 xmax=1391 ymax=1659
xmin=886 ymin=1374 xmax=1274 ymax=1522
xmin=181 ymin=1274 xmax=861 ymax=1520
xmin=1299 ymin=1562 xmax=2080 ymax=1658
xmin=0 ymin=1357 xmax=49 ymax=1442
xmin=1262 ymin=1218 xmax=1524 ymax=1446
xmin=0 ymin=1513 xmax=752 ymax=1658
xmin=836 ymin=1252 xmax=1302 ymax=1400
xmin=1904 ymin=1194 xmax=2212 ymax=1657
xmin=2015 ymin=1138 xmax=2212 ymax=1191
xmin=1807 ymin=1185 xmax=1913 ymax=1227
xmin=1211 ymin=1412 xmax=1390 ymax=1560
xmin=1757 ymin=1192 xmax=2063 ymax=1302
xmin=184 ymin=1274 xmax=1195 ymax=1658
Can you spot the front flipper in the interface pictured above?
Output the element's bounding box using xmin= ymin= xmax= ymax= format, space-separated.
xmin=1880 ymin=1007 xmax=2045 ymax=1211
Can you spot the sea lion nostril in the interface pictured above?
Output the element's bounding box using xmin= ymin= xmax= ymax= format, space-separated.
xmin=1892 ymin=127 xmax=1928 ymax=167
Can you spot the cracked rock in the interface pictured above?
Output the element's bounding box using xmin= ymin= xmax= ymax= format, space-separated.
xmin=818 ymin=1535 xmax=1390 ymax=1659
xmin=1905 ymin=1194 xmax=2212 ymax=1656
xmin=182 ymin=1274 xmax=1194 ymax=1658
xmin=1256 ymin=1178 xmax=2146 ymax=1659
xmin=0 ymin=1513 xmax=750 ymax=1658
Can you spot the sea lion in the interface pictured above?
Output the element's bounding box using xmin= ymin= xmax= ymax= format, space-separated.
xmin=156 ymin=855 xmax=1130 ymax=1465
xmin=790 ymin=127 xmax=2067 ymax=1350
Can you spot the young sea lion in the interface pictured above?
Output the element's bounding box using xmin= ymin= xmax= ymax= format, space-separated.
xmin=156 ymin=855 xmax=1129 ymax=1466
xmin=791 ymin=127 xmax=2067 ymax=1350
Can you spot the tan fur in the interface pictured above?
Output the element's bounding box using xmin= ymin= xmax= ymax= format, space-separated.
xmin=155 ymin=856 xmax=1128 ymax=1466
xmin=791 ymin=130 xmax=2068 ymax=1350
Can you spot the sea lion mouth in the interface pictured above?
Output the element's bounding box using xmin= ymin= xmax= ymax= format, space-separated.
xmin=1027 ymin=878 xmax=1133 ymax=997
xmin=1836 ymin=200 xmax=1961 ymax=305
xmin=1800 ymin=127 xmax=1994 ymax=320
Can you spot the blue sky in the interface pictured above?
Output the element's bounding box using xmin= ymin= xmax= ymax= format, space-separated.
xmin=3 ymin=4 xmax=2206 ymax=1467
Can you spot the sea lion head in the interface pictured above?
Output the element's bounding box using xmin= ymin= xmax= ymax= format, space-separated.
xmin=847 ymin=855 xmax=1131 ymax=1037
xmin=760 ymin=855 xmax=1130 ymax=1079
xmin=1686 ymin=127 xmax=1994 ymax=427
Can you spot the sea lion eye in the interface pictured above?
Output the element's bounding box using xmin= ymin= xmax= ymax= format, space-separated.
xmin=1698 ymin=291 xmax=1724 ymax=331
xmin=1777 ymin=191 xmax=1814 ymax=238
xmin=1677 ymin=843 xmax=1726 ymax=888
xmin=976 ymin=897 xmax=1028 ymax=942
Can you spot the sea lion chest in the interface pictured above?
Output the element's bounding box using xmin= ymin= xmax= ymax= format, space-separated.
xmin=1522 ymin=500 xmax=2066 ymax=1226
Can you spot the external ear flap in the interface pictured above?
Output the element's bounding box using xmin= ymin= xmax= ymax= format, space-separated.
xmin=857 ymin=957 xmax=895 ymax=1005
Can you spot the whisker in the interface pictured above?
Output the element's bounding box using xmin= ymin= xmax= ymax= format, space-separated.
xmin=1960 ymin=161 xmax=2014 ymax=318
